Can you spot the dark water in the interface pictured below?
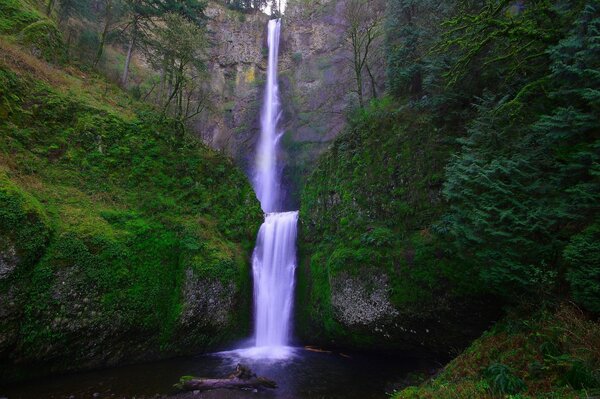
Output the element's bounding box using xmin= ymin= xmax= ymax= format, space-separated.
xmin=1 ymin=347 xmax=434 ymax=399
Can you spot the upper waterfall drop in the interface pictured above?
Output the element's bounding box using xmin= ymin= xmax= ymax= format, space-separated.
xmin=255 ymin=18 xmax=283 ymax=213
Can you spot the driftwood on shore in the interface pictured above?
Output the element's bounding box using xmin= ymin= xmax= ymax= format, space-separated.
xmin=175 ymin=364 xmax=277 ymax=392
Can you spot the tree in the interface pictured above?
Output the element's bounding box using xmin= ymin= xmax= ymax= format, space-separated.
xmin=342 ymin=0 xmax=383 ymax=107
xmin=440 ymin=0 xmax=599 ymax=302
xmin=94 ymin=0 xmax=114 ymax=67
xmin=120 ymin=0 xmax=159 ymax=85
xmin=46 ymin=0 xmax=57 ymax=16
xmin=385 ymin=0 xmax=453 ymax=99
xmin=148 ymin=12 xmax=208 ymax=124
xmin=225 ymin=0 xmax=267 ymax=12
xmin=120 ymin=0 xmax=205 ymax=86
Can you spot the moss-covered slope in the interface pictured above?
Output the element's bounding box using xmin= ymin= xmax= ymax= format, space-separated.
xmin=0 ymin=34 xmax=261 ymax=383
xmin=296 ymin=100 xmax=500 ymax=353
xmin=393 ymin=305 xmax=600 ymax=398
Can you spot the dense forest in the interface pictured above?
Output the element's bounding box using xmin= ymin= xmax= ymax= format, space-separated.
xmin=299 ymin=0 xmax=600 ymax=396
xmin=0 ymin=0 xmax=599 ymax=397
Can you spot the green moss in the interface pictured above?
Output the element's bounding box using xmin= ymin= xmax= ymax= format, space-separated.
xmin=0 ymin=42 xmax=261 ymax=382
xmin=0 ymin=168 xmax=51 ymax=272
xmin=0 ymin=0 xmax=41 ymax=34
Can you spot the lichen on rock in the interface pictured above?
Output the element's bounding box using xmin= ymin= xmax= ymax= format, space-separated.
xmin=0 ymin=238 xmax=18 ymax=280
xmin=330 ymin=272 xmax=398 ymax=328
xmin=181 ymin=268 xmax=237 ymax=330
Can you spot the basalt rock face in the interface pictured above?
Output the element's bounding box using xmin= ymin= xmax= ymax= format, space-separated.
xmin=200 ymin=0 xmax=384 ymax=207
xmin=198 ymin=4 xmax=269 ymax=172
xmin=277 ymin=0 xmax=385 ymax=206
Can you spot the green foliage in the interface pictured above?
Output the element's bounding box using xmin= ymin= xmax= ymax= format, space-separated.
xmin=224 ymin=0 xmax=267 ymax=13
xmin=0 ymin=0 xmax=41 ymax=34
xmin=564 ymin=222 xmax=600 ymax=312
xmin=393 ymin=305 xmax=600 ymax=398
xmin=299 ymin=0 xmax=600 ymax=357
xmin=441 ymin=1 xmax=600 ymax=303
xmin=484 ymin=363 xmax=525 ymax=395
xmin=297 ymin=98 xmax=484 ymax=348
xmin=385 ymin=0 xmax=452 ymax=99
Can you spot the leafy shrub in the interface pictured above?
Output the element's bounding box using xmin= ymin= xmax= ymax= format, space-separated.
xmin=483 ymin=363 xmax=525 ymax=395
xmin=360 ymin=227 xmax=395 ymax=247
xmin=558 ymin=358 xmax=600 ymax=390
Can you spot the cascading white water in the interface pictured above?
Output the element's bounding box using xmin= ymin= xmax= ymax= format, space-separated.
xmin=252 ymin=211 xmax=298 ymax=350
xmin=255 ymin=18 xmax=282 ymax=213
xmin=247 ymin=18 xmax=298 ymax=359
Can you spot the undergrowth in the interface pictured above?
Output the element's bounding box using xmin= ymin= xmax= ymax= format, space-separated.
xmin=393 ymin=304 xmax=600 ymax=399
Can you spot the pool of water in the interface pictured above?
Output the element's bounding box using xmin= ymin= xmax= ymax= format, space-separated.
xmin=1 ymin=347 xmax=436 ymax=399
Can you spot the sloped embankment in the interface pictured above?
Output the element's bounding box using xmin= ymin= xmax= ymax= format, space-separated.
xmin=0 ymin=21 xmax=262 ymax=382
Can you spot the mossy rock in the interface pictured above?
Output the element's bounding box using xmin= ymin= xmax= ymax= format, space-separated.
xmin=18 ymin=20 xmax=66 ymax=64
xmin=0 ymin=59 xmax=261 ymax=383
xmin=296 ymin=99 xmax=500 ymax=353
xmin=0 ymin=171 xmax=51 ymax=362
xmin=0 ymin=171 xmax=51 ymax=280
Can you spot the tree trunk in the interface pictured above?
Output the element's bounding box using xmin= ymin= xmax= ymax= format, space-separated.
xmin=356 ymin=68 xmax=364 ymax=108
xmin=121 ymin=27 xmax=136 ymax=86
xmin=366 ymin=62 xmax=377 ymax=100
xmin=94 ymin=0 xmax=112 ymax=68
xmin=158 ymin=56 xmax=167 ymax=103
xmin=45 ymin=0 xmax=56 ymax=16
xmin=180 ymin=377 xmax=277 ymax=392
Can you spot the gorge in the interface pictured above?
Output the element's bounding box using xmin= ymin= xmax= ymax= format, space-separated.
xmin=1 ymin=0 xmax=600 ymax=398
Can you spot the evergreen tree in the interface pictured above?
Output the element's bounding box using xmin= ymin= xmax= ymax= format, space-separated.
xmin=441 ymin=1 xmax=600 ymax=305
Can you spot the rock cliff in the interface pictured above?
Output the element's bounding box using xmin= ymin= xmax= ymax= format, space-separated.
xmin=278 ymin=0 xmax=385 ymax=205
xmin=199 ymin=0 xmax=385 ymax=207
xmin=197 ymin=4 xmax=269 ymax=172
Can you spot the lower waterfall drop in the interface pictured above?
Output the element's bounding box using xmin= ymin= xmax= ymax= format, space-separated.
xmin=251 ymin=211 xmax=298 ymax=357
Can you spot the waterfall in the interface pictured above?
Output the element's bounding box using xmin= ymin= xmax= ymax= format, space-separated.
xmin=248 ymin=19 xmax=298 ymax=359
xmin=252 ymin=211 xmax=298 ymax=350
xmin=255 ymin=18 xmax=282 ymax=212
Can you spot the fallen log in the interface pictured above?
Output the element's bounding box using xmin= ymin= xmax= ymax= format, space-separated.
xmin=304 ymin=345 xmax=332 ymax=354
xmin=175 ymin=364 xmax=277 ymax=392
